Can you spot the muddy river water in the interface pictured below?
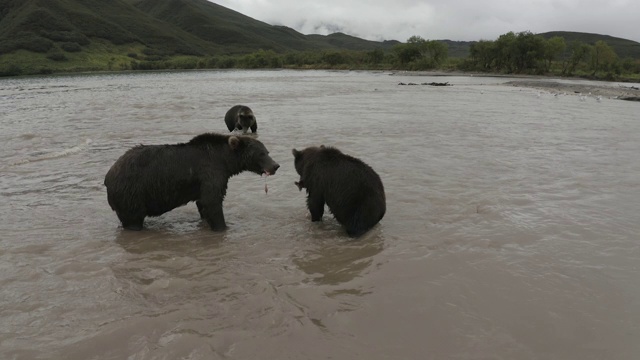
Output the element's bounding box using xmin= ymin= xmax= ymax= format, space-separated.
xmin=1 ymin=70 xmax=639 ymax=359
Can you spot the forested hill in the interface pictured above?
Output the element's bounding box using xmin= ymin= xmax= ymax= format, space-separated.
xmin=538 ymin=31 xmax=640 ymax=59
xmin=2 ymin=0 xmax=640 ymax=78
xmin=2 ymin=0 xmax=639 ymax=58
xmin=439 ymin=32 xmax=640 ymax=60
xmin=0 ymin=0 xmax=399 ymax=56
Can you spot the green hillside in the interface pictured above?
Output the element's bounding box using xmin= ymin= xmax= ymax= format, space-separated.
xmin=539 ymin=31 xmax=640 ymax=59
xmin=0 ymin=0 xmax=207 ymax=54
xmin=438 ymin=32 xmax=640 ymax=60
xmin=306 ymin=33 xmax=400 ymax=51
xmin=0 ymin=0 xmax=395 ymax=56
xmin=126 ymin=0 xmax=318 ymax=53
xmin=439 ymin=40 xmax=474 ymax=58
xmin=1 ymin=0 xmax=639 ymax=77
xmin=0 ymin=0 xmax=405 ymax=74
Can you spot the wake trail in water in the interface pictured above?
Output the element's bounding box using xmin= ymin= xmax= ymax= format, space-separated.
xmin=7 ymin=139 xmax=93 ymax=167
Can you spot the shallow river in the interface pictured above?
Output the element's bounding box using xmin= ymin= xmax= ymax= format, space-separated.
xmin=1 ymin=70 xmax=639 ymax=359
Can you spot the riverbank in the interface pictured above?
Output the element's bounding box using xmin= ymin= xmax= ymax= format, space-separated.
xmin=390 ymin=70 xmax=640 ymax=101
xmin=503 ymin=79 xmax=640 ymax=101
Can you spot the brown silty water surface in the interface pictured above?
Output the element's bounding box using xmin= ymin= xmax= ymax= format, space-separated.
xmin=1 ymin=70 xmax=640 ymax=359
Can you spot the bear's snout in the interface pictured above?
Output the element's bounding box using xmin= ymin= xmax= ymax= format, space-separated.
xmin=267 ymin=163 xmax=280 ymax=175
xmin=260 ymin=159 xmax=280 ymax=176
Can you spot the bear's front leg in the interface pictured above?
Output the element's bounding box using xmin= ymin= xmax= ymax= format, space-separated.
xmin=200 ymin=183 xmax=228 ymax=231
xmin=307 ymin=193 xmax=325 ymax=222
xmin=202 ymin=201 xmax=227 ymax=231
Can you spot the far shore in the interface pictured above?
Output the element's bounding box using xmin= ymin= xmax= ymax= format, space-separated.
xmin=502 ymin=79 xmax=640 ymax=100
xmin=389 ymin=70 xmax=640 ymax=101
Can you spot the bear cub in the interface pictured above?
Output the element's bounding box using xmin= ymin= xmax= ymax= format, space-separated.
xmin=292 ymin=145 xmax=385 ymax=237
xmin=104 ymin=133 xmax=279 ymax=231
xmin=225 ymin=105 xmax=257 ymax=134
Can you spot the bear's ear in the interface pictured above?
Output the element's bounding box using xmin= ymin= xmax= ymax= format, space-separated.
xmin=228 ymin=136 xmax=241 ymax=150
xmin=292 ymin=148 xmax=301 ymax=159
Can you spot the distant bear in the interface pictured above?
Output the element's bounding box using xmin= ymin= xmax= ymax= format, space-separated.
xmin=225 ymin=105 xmax=257 ymax=134
xmin=104 ymin=133 xmax=279 ymax=231
xmin=292 ymin=145 xmax=386 ymax=237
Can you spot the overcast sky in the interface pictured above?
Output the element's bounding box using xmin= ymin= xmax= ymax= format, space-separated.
xmin=211 ymin=0 xmax=640 ymax=43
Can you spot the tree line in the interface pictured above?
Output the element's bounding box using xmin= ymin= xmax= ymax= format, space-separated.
xmin=126 ymin=35 xmax=451 ymax=72
xmin=461 ymin=31 xmax=638 ymax=79
xmin=2 ymin=31 xmax=640 ymax=79
xmin=125 ymin=31 xmax=639 ymax=80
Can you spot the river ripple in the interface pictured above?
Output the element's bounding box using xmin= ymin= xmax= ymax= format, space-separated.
xmin=1 ymin=70 xmax=639 ymax=359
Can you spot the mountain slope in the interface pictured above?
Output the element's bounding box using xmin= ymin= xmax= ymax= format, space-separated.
xmin=539 ymin=31 xmax=640 ymax=59
xmin=0 ymin=0 xmax=214 ymax=55
xmin=1 ymin=0 xmax=639 ymax=77
xmin=126 ymin=0 xmax=310 ymax=52
xmin=431 ymin=32 xmax=640 ymax=60
xmin=0 ymin=0 xmax=395 ymax=55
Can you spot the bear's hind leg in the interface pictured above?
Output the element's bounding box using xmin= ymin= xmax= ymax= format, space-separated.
xmin=344 ymin=209 xmax=375 ymax=238
xmin=346 ymin=227 xmax=366 ymax=238
xmin=196 ymin=200 xmax=206 ymax=219
xmin=123 ymin=222 xmax=144 ymax=231
xmin=307 ymin=193 xmax=325 ymax=222
xmin=116 ymin=211 xmax=145 ymax=231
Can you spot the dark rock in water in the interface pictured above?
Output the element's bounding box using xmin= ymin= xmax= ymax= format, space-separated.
xmin=619 ymin=96 xmax=640 ymax=102
xmin=398 ymin=81 xmax=452 ymax=86
xmin=422 ymin=82 xmax=451 ymax=86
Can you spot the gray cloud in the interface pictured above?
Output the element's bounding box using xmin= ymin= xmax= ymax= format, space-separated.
xmin=212 ymin=0 xmax=640 ymax=42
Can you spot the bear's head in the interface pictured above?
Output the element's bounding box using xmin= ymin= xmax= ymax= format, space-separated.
xmin=292 ymin=146 xmax=325 ymax=176
xmin=230 ymin=136 xmax=279 ymax=176
xmin=292 ymin=148 xmax=304 ymax=176
xmin=236 ymin=107 xmax=256 ymax=134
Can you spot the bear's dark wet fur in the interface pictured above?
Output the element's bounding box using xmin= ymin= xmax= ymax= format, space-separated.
xmin=104 ymin=133 xmax=279 ymax=231
xmin=292 ymin=145 xmax=386 ymax=238
xmin=225 ymin=105 xmax=257 ymax=134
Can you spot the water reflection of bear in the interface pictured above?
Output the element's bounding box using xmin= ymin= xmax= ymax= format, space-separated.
xmin=114 ymin=228 xmax=225 ymax=255
xmin=112 ymin=230 xmax=229 ymax=294
xmin=292 ymin=234 xmax=385 ymax=286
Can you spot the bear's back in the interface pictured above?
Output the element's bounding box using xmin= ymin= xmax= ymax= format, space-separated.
xmin=304 ymin=147 xmax=384 ymax=200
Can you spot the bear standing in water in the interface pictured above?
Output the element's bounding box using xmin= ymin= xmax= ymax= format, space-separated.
xmin=104 ymin=133 xmax=279 ymax=231
xmin=225 ymin=105 xmax=257 ymax=134
xmin=292 ymin=145 xmax=386 ymax=238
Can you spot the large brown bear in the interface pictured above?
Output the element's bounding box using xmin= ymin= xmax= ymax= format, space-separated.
xmin=292 ymin=145 xmax=385 ymax=238
xmin=224 ymin=105 xmax=257 ymax=134
xmin=104 ymin=133 xmax=279 ymax=231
